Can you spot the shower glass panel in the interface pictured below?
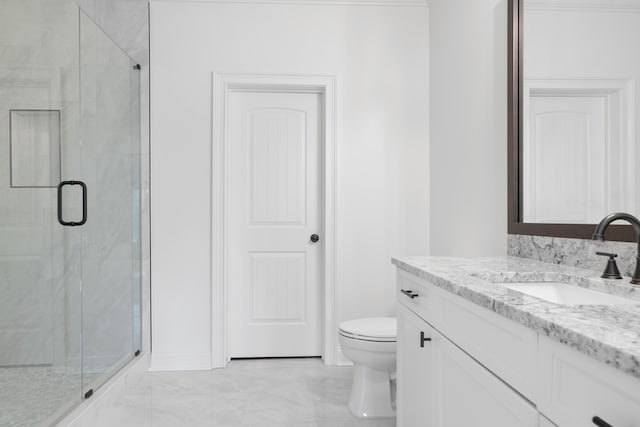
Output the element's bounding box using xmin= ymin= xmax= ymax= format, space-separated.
xmin=0 ymin=1 xmax=83 ymax=425
xmin=0 ymin=2 xmax=141 ymax=425
xmin=79 ymin=12 xmax=141 ymax=394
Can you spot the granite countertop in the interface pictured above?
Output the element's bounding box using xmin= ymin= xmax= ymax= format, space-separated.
xmin=391 ymin=256 xmax=640 ymax=380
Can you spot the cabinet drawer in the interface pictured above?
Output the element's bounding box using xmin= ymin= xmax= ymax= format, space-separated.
xmin=431 ymin=284 xmax=538 ymax=402
xmin=538 ymin=335 xmax=640 ymax=427
xmin=396 ymin=269 xmax=436 ymax=323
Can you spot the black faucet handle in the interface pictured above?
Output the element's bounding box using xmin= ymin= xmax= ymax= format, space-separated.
xmin=596 ymin=252 xmax=622 ymax=279
xmin=596 ymin=252 xmax=618 ymax=259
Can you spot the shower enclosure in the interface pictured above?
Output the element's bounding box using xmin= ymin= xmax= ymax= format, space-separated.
xmin=0 ymin=1 xmax=142 ymax=425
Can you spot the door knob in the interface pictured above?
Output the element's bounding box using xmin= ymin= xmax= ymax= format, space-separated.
xmin=310 ymin=234 xmax=320 ymax=243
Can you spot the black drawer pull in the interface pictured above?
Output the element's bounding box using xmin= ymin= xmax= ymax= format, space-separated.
xmin=401 ymin=289 xmax=419 ymax=299
xmin=420 ymin=331 xmax=431 ymax=347
xmin=592 ymin=416 xmax=613 ymax=427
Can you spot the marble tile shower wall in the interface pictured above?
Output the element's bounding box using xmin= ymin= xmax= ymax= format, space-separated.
xmin=74 ymin=0 xmax=149 ymax=66
xmin=508 ymin=234 xmax=637 ymax=278
xmin=0 ymin=0 xmax=150 ymax=369
xmin=0 ymin=0 xmax=82 ymax=369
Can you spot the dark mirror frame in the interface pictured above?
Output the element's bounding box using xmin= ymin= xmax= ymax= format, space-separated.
xmin=507 ymin=0 xmax=634 ymax=242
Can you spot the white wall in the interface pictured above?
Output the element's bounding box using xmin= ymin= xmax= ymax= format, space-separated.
xmin=428 ymin=0 xmax=508 ymax=256
xmin=150 ymin=1 xmax=429 ymax=369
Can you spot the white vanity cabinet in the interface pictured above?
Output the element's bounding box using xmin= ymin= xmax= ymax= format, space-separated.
xmin=430 ymin=316 xmax=538 ymax=427
xmin=396 ymin=266 xmax=640 ymax=427
xmin=537 ymin=335 xmax=640 ymax=427
xmin=397 ymin=303 xmax=538 ymax=427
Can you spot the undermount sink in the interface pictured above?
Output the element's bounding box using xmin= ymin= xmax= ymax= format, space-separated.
xmin=497 ymin=281 xmax=637 ymax=306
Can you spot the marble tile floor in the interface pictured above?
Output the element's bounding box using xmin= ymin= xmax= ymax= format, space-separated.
xmin=84 ymin=358 xmax=396 ymax=427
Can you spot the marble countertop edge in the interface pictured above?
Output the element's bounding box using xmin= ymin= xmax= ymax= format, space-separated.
xmin=392 ymin=255 xmax=640 ymax=380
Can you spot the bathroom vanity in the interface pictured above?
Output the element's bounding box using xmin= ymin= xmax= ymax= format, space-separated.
xmin=394 ymin=256 xmax=640 ymax=427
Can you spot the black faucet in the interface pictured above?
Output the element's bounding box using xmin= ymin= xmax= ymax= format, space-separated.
xmin=592 ymin=212 xmax=640 ymax=284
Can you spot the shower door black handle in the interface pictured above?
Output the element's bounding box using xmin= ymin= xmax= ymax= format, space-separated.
xmin=57 ymin=181 xmax=87 ymax=226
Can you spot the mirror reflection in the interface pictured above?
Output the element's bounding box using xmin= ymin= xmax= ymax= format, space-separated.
xmin=522 ymin=0 xmax=640 ymax=224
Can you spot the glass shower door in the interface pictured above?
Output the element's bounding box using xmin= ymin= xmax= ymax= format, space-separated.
xmin=0 ymin=1 xmax=84 ymax=425
xmin=0 ymin=2 xmax=142 ymax=424
xmin=78 ymin=12 xmax=142 ymax=395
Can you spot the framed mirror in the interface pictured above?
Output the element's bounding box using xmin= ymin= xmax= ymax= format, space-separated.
xmin=508 ymin=0 xmax=639 ymax=242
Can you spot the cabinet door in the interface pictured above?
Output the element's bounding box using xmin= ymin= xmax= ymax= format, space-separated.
xmin=397 ymin=305 xmax=433 ymax=427
xmin=398 ymin=302 xmax=539 ymax=427
xmin=432 ymin=326 xmax=539 ymax=427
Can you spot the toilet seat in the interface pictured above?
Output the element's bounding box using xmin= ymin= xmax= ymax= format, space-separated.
xmin=339 ymin=317 xmax=396 ymax=342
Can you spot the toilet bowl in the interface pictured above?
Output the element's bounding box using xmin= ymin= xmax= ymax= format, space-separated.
xmin=338 ymin=317 xmax=397 ymax=418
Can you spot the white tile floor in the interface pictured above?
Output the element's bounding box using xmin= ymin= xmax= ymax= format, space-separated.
xmin=87 ymin=358 xmax=396 ymax=427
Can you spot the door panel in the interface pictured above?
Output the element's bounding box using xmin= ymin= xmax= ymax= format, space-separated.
xmin=229 ymin=91 xmax=321 ymax=358
xmin=249 ymin=108 xmax=306 ymax=225
xmin=524 ymin=95 xmax=607 ymax=223
xmin=249 ymin=252 xmax=306 ymax=322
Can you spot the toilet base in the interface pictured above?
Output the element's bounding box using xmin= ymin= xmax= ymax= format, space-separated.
xmin=348 ymin=365 xmax=396 ymax=418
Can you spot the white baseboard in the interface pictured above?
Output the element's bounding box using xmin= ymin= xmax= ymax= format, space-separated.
xmin=149 ymin=352 xmax=212 ymax=371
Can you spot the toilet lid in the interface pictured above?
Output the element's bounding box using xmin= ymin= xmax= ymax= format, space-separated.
xmin=339 ymin=317 xmax=396 ymax=341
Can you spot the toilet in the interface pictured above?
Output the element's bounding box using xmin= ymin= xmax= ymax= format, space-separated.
xmin=338 ymin=317 xmax=397 ymax=418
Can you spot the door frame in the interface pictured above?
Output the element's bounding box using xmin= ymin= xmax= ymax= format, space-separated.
xmin=211 ymin=73 xmax=337 ymax=367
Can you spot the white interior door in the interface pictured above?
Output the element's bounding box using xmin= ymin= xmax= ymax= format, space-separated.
xmin=523 ymin=94 xmax=607 ymax=223
xmin=228 ymin=90 xmax=321 ymax=358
